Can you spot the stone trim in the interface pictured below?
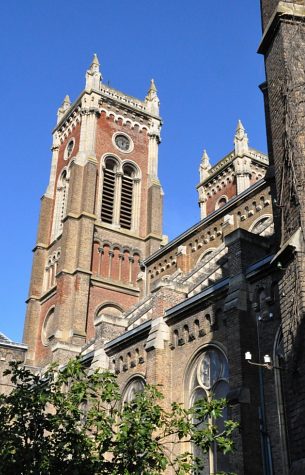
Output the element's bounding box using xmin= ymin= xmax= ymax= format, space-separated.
xmin=165 ymin=277 xmax=229 ymax=323
xmin=258 ymin=1 xmax=305 ymax=54
xmin=0 ymin=341 xmax=27 ymax=350
xmin=91 ymin=276 xmax=140 ymax=295
xmin=104 ymin=320 xmax=151 ymax=355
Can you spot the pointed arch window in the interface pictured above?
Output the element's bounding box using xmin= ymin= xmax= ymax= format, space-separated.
xmin=274 ymin=330 xmax=289 ymax=472
xmin=122 ymin=376 xmax=145 ymax=404
xmin=187 ymin=346 xmax=230 ymax=475
xmin=100 ymin=157 xmax=140 ymax=231
xmin=120 ymin=164 xmax=136 ymax=230
xmin=52 ymin=169 xmax=69 ymax=240
xmin=101 ymin=158 xmax=118 ymax=224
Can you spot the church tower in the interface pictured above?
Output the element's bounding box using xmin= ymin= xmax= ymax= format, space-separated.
xmin=259 ymin=1 xmax=305 ymax=472
xmin=23 ymin=55 xmax=164 ymax=367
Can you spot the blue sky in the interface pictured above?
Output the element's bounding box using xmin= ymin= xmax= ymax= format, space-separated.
xmin=0 ymin=1 xmax=266 ymax=342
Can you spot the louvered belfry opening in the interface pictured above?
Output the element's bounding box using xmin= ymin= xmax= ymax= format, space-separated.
xmin=101 ymin=159 xmax=116 ymax=224
xmin=120 ymin=165 xmax=134 ymax=230
xmin=60 ymin=171 xmax=68 ymax=226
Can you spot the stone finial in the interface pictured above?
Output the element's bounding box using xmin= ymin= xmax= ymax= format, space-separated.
xmin=234 ymin=119 xmax=249 ymax=155
xmin=63 ymin=95 xmax=71 ymax=109
xmin=199 ymin=149 xmax=211 ymax=182
xmin=85 ymin=53 xmax=102 ymax=91
xmin=91 ymin=53 xmax=100 ymax=67
xmin=145 ymin=79 xmax=160 ymax=115
xmin=57 ymin=95 xmax=71 ymax=123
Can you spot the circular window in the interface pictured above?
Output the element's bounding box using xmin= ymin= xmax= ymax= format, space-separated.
xmin=64 ymin=139 xmax=75 ymax=160
xmin=113 ymin=133 xmax=133 ymax=153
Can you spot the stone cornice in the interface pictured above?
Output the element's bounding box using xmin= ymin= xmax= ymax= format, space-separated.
xmin=258 ymin=1 xmax=305 ymax=54
xmin=91 ymin=276 xmax=140 ymax=296
xmin=164 ymin=277 xmax=229 ymax=323
xmin=64 ymin=211 xmax=97 ymax=222
xmin=39 ymin=286 xmax=57 ymax=304
xmin=0 ymin=341 xmax=28 ymax=350
xmin=57 ymin=268 xmax=92 ymax=277
xmin=32 ymin=242 xmax=49 ymax=252
xmin=94 ymin=221 xmax=162 ymax=243
xmin=104 ymin=320 xmax=151 ymax=356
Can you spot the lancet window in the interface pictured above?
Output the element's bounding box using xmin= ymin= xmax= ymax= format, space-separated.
xmin=52 ymin=169 xmax=69 ymax=240
xmin=188 ymin=346 xmax=230 ymax=475
xmin=100 ymin=158 xmax=117 ymax=224
xmin=100 ymin=157 xmax=140 ymax=231
xmin=122 ymin=376 xmax=145 ymax=404
xmin=44 ymin=249 xmax=61 ymax=291
xmin=120 ymin=164 xmax=135 ymax=229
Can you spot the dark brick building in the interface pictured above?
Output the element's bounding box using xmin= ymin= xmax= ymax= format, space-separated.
xmin=2 ymin=1 xmax=305 ymax=474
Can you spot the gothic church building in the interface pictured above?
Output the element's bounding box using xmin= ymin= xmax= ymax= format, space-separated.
xmin=2 ymin=1 xmax=305 ymax=474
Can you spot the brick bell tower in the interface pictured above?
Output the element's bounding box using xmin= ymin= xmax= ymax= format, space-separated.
xmin=259 ymin=1 xmax=305 ymax=472
xmin=23 ymin=55 xmax=164 ymax=367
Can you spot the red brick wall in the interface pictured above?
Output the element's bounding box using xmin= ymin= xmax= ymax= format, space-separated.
xmin=206 ymin=179 xmax=237 ymax=215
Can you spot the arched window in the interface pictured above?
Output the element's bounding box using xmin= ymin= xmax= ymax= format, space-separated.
xmin=101 ymin=158 xmax=118 ymax=225
xmin=100 ymin=157 xmax=140 ymax=231
xmin=52 ymin=170 xmax=69 ymax=240
xmin=188 ymin=347 xmax=230 ymax=474
xmin=44 ymin=249 xmax=61 ymax=291
xmin=249 ymin=215 xmax=273 ymax=237
xmin=95 ymin=303 xmax=123 ymax=326
xmin=120 ymin=164 xmax=136 ymax=229
xmin=215 ymin=195 xmax=228 ymax=210
xmin=273 ymin=330 xmax=289 ymax=473
xmin=122 ymin=376 xmax=145 ymax=404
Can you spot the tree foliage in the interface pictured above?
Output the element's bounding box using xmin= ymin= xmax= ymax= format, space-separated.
xmin=0 ymin=359 xmax=238 ymax=475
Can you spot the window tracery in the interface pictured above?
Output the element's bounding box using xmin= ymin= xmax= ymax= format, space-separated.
xmin=188 ymin=346 xmax=230 ymax=474
xmin=122 ymin=376 xmax=145 ymax=404
xmin=44 ymin=249 xmax=61 ymax=291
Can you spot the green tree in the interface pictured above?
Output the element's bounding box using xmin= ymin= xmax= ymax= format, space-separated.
xmin=0 ymin=359 xmax=238 ymax=475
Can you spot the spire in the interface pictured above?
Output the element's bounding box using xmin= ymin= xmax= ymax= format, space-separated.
xmin=199 ymin=149 xmax=211 ymax=181
xmin=234 ymin=119 xmax=249 ymax=155
xmin=57 ymin=95 xmax=71 ymax=123
xmin=85 ymin=53 xmax=102 ymax=91
xmin=145 ymin=79 xmax=160 ymax=115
